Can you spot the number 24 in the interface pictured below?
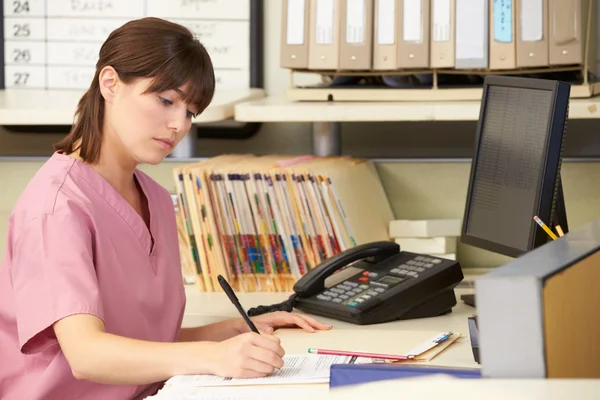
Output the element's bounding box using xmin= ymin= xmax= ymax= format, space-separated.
xmin=13 ymin=1 xmax=30 ymax=13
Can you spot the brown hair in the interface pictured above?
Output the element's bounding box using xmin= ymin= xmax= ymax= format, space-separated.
xmin=54 ymin=17 xmax=215 ymax=164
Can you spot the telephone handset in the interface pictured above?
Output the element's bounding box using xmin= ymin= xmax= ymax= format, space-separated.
xmin=293 ymin=241 xmax=401 ymax=298
xmin=248 ymin=241 xmax=464 ymax=325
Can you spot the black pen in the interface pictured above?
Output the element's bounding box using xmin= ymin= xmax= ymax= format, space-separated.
xmin=217 ymin=275 xmax=260 ymax=334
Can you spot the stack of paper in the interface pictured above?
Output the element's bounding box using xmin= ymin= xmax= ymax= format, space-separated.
xmin=172 ymin=154 xmax=394 ymax=292
xmin=389 ymin=219 xmax=461 ymax=261
xmin=163 ymin=354 xmax=350 ymax=388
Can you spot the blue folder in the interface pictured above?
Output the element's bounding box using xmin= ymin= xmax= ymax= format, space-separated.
xmin=329 ymin=363 xmax=481 ymax=388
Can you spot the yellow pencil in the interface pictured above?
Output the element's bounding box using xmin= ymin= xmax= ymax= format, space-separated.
xmin=555 ymin=225 xmax=565 ymax=237
xmin=533 ymin=216 xmax=558 ymax=240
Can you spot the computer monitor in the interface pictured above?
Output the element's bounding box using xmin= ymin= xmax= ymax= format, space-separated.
xmin=461 ymin=75 xmax=570 ymax=265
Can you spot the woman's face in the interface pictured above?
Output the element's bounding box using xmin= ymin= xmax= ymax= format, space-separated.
xmin=103 ymin=72 xmax=198 ymax=165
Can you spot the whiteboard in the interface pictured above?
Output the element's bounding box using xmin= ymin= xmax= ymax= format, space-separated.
xmin=1 ymin=0 xmax=256 ymax=90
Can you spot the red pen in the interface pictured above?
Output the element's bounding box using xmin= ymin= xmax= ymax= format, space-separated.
xmin=308 ymin=347 xmax=410 ymax=361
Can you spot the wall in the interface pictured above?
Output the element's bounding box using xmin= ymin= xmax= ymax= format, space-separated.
xmin=2 ymin=1 xmax=600 ymax=269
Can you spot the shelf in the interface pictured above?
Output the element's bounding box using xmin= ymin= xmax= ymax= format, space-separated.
xmin=234 ymin=95 xmax=600 ymax=122
xmin=0 ymin=88 xmax=265 ymax=125
xmin=285 ymin=82 xmax=600 ymax=102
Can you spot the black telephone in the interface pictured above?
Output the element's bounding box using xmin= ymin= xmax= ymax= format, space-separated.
xmin=248 ymin=241 xmax=464 ymax=325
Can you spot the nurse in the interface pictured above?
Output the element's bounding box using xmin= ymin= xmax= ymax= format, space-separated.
xmin=0 ymin=17 xmax=330 ymax=400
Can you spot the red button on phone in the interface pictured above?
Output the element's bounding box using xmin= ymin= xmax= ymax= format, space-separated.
xmin=362 ymin=271 xmax=370 ymax=276
xmin=359 ymin=277 xmax=369 ymax=282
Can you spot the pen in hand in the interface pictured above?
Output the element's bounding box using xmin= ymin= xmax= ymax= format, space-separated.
xmin=218 ymin=274 xmax=260 ymax=334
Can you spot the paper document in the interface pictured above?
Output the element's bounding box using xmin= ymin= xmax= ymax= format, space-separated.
xmin=164 ymin=354 xmax=351 ymax=387
xmin=276 ymin=328 xmax=462 ymax=364
xmin=145 ymin=385 xmax=328 ymax=400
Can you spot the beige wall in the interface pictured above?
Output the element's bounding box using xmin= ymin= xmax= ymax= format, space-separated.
xmin=2 ymin=2 xmax=600 ymax=269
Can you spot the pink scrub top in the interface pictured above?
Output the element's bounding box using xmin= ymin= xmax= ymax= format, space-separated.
xmin=0 ymin=152 xmax=186 ymax=400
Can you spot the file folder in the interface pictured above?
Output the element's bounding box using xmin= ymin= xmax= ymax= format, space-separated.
xmin=455 ymin=0 xmax=488 ymax=69
xmin=329 ymin=364 xmax=481 ymax=388
xmin=309 ymin=0 xmax=341 ymax=70
xmin=281 ymin=0 xmax=311 ymax=69
xmin=173 ymin=155 xmax=394 ymax=292
xmin=516 ymin=0 xmax=549 ymax=67
xmin=489 ymin=0 xmax=516 ymax=69
xmin=373 ymin=0 xmax=398 ymax=70
xmin=430 ymin=0 xmax=455 ymax=68
xmin=398 ymin=0 xmax=430 ymax=68
xmin=339 ymin=0 xmax=373 ymax=70
xmin=548 ymin=0 xmax=586 ymax=66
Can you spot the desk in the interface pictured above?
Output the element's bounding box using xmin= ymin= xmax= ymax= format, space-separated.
xmin=326 ymin=376 xmax=600 ymax=399
xmin=182 ymin=287 xmax=478 ymax=369
xmin=149 ymin=287 xmax=599 ymax=399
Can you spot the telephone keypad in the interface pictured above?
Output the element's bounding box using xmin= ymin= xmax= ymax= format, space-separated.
xmin=314 ymin=254 xmax=450 ymax=308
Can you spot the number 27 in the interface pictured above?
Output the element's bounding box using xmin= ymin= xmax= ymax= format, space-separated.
xmin=13 ymin=72 xmax=30 ymax=86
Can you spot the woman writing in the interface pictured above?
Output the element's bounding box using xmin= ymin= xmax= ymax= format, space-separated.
xmin=0 ymin=18 xmax=330 ymax=400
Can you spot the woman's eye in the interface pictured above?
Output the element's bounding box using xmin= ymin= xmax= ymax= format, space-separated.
xmin=186 ymin=110 xmax=195 ymax=118
xmin=159 ymin=97 xmax=173 ymax=105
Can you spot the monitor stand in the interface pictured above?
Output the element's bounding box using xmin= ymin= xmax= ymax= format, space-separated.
xmin=461 ymin=293 xmax=476 ymax=307
xmin=461 ymin=179 xmax=569 ymax=309
xmin=553 ymin=179 xmax=569 ymax=235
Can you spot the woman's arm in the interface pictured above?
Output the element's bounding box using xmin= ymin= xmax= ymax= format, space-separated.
xmin=178 ymin=312 xmax=333 ymax=342
xmin=53 ymin=314 xmax=284 ymax=385
xmin=177 ymin=318 xmax=243 ymax=342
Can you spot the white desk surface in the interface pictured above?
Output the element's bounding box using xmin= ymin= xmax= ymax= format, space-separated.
xmin=174 ymin=287 xmax=600 ymax=399
xmin=0 ymin=88 xmax=264 ymax=125
xmin=183 ymin=287 xmax=476 ymax=369
xmin=234 ymin=95 xmax=600 ymax=122
xmin=326 ymin=376 xmax=600 ymax=399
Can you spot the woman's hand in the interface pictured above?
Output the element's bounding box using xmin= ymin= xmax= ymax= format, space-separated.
xmin=207 ymin=332 xmax=285 ymax=378
xmin=238 ymin=311 xmax=333 ymax=334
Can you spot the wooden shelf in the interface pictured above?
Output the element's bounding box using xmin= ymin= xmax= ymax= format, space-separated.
xmin=235 ymin=95 xmax=600 ymax=122
xmin=0 ymin=88 xmax=265 ymax=125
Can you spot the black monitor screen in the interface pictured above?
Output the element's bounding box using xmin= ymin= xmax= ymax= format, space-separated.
xmin=462 ymin=76 xmax=569 ymax=258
